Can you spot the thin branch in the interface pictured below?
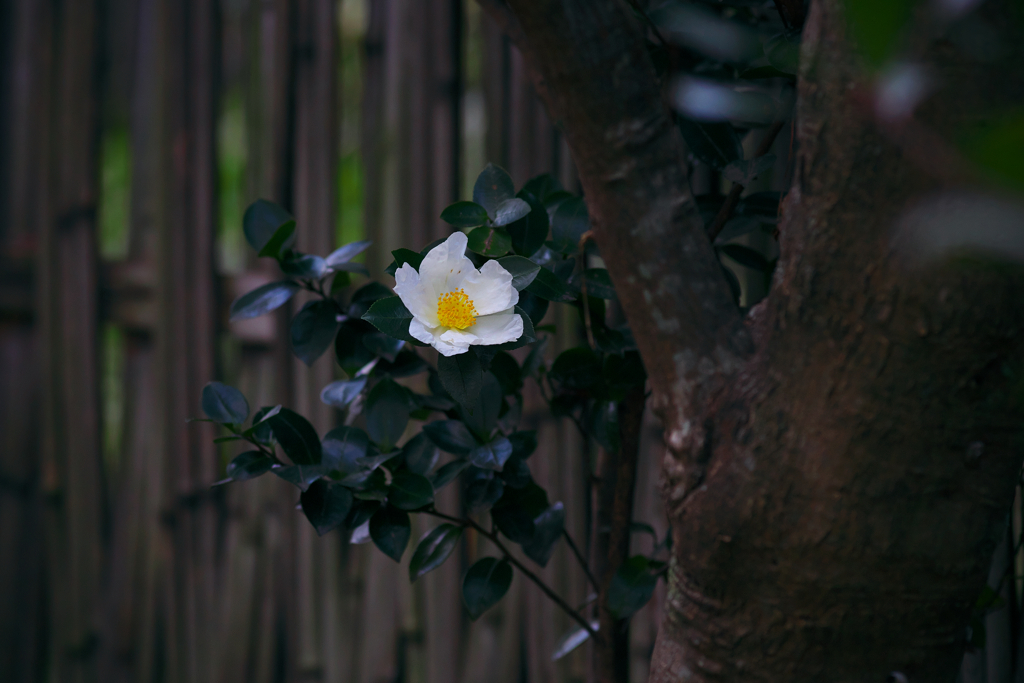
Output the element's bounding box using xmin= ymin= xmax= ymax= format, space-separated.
xmin=563 ymin=528 xmax=600 ymax=590
xmin=426 ymin=507 xmax=600 ymax=642
xmin=578 ymin=230 xmax=596 ymax=349
xmin=707 ymin=121 xmax=785 ymax=243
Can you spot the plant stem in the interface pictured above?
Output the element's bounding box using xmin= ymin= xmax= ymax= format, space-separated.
xmin=564 ymin=529 xmax=600 ymax=590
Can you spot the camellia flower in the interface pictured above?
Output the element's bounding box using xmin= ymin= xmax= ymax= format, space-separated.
xmin=394 ymin=231 xmax=523 ymax=357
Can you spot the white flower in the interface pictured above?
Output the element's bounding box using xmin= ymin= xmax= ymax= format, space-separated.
xmin=394 ymin=232 xmax=523 ymax=357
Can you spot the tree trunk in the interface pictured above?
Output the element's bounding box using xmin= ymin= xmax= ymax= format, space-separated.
xmin=498 ymin=0 xmax=1024 ymax=680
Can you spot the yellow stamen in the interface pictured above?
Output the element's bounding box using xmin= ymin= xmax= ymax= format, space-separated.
xmin=437 ymin=288 xmax=477 ymax=330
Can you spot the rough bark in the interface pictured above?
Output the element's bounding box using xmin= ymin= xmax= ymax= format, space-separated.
xmin=502 ymin=0 xmax=1024 ymax=680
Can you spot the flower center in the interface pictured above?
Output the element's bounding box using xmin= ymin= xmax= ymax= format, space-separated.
xmin=437 ymin=288 xmax=477 ymax=330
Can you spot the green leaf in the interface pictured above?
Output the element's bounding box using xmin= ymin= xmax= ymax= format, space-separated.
xmin=549 ymin=347 xmax=602 ymax=391
xmin=509 ymin=430 xmax=538 ymax=459
xmin=550 ymin=197 xmax=589 ymax=253
xmin=229 ymin=281 xmax=300 ymax=321
xmin=473 ymin=163 xmax=516 ymax=218
xmin=568 ymin=268 xmax=617 ymax=300
xmin=280 ymin=253 xmax=327 ymax=278
xmin=524 ymin=267 xmax=574 ymax=302
xmin=462 ymin=557 xmax=513 ymax=620
xmin=718 ymin=244 xmax=773 ymax=272
xmin=201 ymin=381 xmax=249 ymax=424
xmin=258 ymin=220 xmax=297 ymax=258
xmin=320 ymin=376 xmax=368 ymax=409
xmin=322 ymin=425 xmax=371 ymax=474
xmin=465 ymin=470 xmax=505 ymax=512
xmin=301 ymin=479 xmax=354 ymax=536
xmin=723 ymin=154 xmax=777 ymax=186
xmin=468 ymin=435 xmax=512 ymax=471
xmin=764 ymin=32 xmax=800 ymax=75
xmin=385 ymin=248 xmax=425 ymax=276
xmin=521 ymin=174 xmax=563 ymax=204
xmin=349 ymin=281 xmax=395 ymax=317
xmin=246 ymin=405 xmax=279 ymax=444
xmin=500 ymin=454 xmax=531 ymax=489
xmin=423 ymin=420 xmax=478 ymax=456
xmin=370 ymin=504 xmax=411 ymax=562
xmin=604 ymin=351 xmax=647 ymax=390
xmin=492 ymin=197 xmax=532 ymax=227
xmin=431 ymin=459 xmax=470 ymax=490
xmin=291 ymin=300 xmax=341 ymax=366
xmin=334 ymin=320 xmax=378 ymax=377
xmin=365 ymin=378 xmax=410 ymax=452
xmin=460 ymin=372 xmax=503 ymax=438
xmin=437 ymin=351 xmax=483 ymax=412
xmin=607 ymin=555 xmax=659 ymax=619
xmin=519 ymin=293 xmax=549 ymax=329
xmin=467 ymin=226 xmax=512 ymax=257
xmin=409 ymin=524 xmax=463 ymax=582
xmin=497 ymin=255 xmax=541 ymax=291
xmin=363 ymin=332 xmax=406 ymax=362
xmin=388 ymin=470 xmax=435 ymax=510
xmin=402 ymin=432 xmax=439 ymax=475
xmin=226 ymin=451 xmax=274 ymax=481
xmin=375 ymin=350 xmax=429 ymax=378
xmin=267 ymin=407 xmax=322 ymax=465
xmin=243 ymin=199 xmax=295 ymax=254
xmin=676 ymin=117 xmax=742 ymax=170
xmin=328 ymin=261 xmax=370 ymax=277
xmin=344 ymin=499 xmax=381 ymax=530
xmin=325 ymin=239 xmax=372 ymax=267
xmin=441 ymin=201 xmax=490 ymax=228
xmin=362 ymin=296 xmax=419 ymax=345
xmin=491 ymin=498 xmax=535 ymax=544
xmin=507 ymin=190 xmax=550 ymax=257
xmin=522 ymin=502 xmax=565 ymax=567
xmin=489 ymin=351 xmax=522 ymax=395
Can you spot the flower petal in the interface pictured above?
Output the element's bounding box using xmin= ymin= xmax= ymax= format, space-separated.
xmin=461 ymin=259 xmax=518 ymax=316
xmin=440 ymin=309 xmax=523 ymax=348
xmin=394 ymin=263 xmax=440 ymax=325
xmin=411 ymin=318 xmax=472 ymax=356
xmin=419 ymin=231 xmax=476 ymax=294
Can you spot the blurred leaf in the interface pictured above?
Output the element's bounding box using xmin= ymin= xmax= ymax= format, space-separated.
xmin=552 ymin=621 xmax=599 ymax=661
xmin=473 ymin=163 xmax=516 ymax=218
xmin=764 ymin=33 xmax=800 ymax=75
xmin=604 ymin=351 xmax=647 ymax=390
xmin=468 ymin=435 xmax=513 ymax=471
xmin=243 ymin=199 xmax=295 ymax=254
xmin=362 ymin=296 xmax=419 ymax=345
xmin=550 ymin=197 xmax=589 ymax=254
xmin=465 ymin=469 xmax=505 ymax=513
xmin=519 ymin=292 xmax=550 ymax=329
xmin=388 ymin=470 xmax=435 ymax=510
xmin=281 ymin=253 xmax=327 ymax=279
xmin=521 ymin=174 xmax=563 ymax=203
xmin=739 ymin=65 xmax=796 ymax=80
xmin=402 ymin=432 xmax=439 ymax=475
xmin=549 ymin=347 xmax=602 ymax=391
xmin=460 ymin=372 xmax=503 ymax=438
xmin=291 ymin=300 xmax=341 ymax=366
xmin=335 ymin=320 xmax=378 ymax=377
xmin=385 ymin=248 xmax=425 ymax=276
xmin=329 ymin=261 xmax=370 ymax=277
xmin=375 ymin=349 xmax=429 ymax=378
xmin=844 ymin=0 xmax=914 ymax=67
xmin=201 ymin=381 xmax=249 ymax=424
xmin=344 ymin=500 xmax=381 ymax=530
xmin=719 ymin=244 xmax=774 ymax=272
xmin=320 ymin=376 xmax=368 ymax=409
xmin=509 ymin=430 xmax=538 ymax=460
xmin=246 ymin=405 xmax=279 ymax=444
xmin=497 ymin=255 xmax=541 ymax=290
xmin=229 ymin=281 xmax=300 ymax=321
xmin=258 ymin=220 xmax=297 ymax=259
xmin=524 ymin=267 xmax=574 ymax=302
xmin=723 ymin=154 xmax=777 ymax=186
xmin=676 ymin=117 xmax=743 ymax=170
xmin=423 ymin=420 xmax=478 ymax=456
xmin=370 ymin=504 xmax=411 ymax=562
xmin=325 ymin=239 xmax=372 ymax=267
xmin=431 ymin=459 xmax=470 ymax=490
xmin=522 ymin=502 xmax=565 ymax=567
xmin=226 ymin=451 xmax=274 ymax=481
xmin=441 ymin=201 xmax=490 ymax=228
xmin=365 ymin=378 xmax=410 ymax=452
xmin=268 ymin=408 xmax=322 ymax=465
xmin=350 ymin=282 xmax=394 ymax=316
xmin=409 ymin=524 xmax=463 ymax=582
xmin=962 ymin=111 xmax=1024 ymax=193
xmin=489 ymin=351 xmax=522 ymax=395
xmin=714 ymin=215 xmax=764 ymax=245
xmin=301 ymin=479 xmax=354 ymax=536
xmin=493 ymin=197 xmax=532 ymax=227
xmin=507 ymin=190 xmax=550 ymax=257
xmin=363 ymin=331 xmax=406 ymax=362
xmin=467 ymin=226 xmax=513 ymax=257
xmin=568 ymin=268 xmax=617 ymax=300
xmin=607 ymin=555 xmax=659 ymax=619
xmin=500 ymin=454 xmax=531 ymax=489
xmin=437 ymin=350 xmax=484 ymax=412
xmin=491 ymin=497 xmax=535 ymax=543
xmin=463 ymin=557 xmax=513 ymax=620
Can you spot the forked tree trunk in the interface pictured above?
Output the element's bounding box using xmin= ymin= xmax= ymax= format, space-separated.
xmin=496 ymin=0 xmax=1024 ymax=680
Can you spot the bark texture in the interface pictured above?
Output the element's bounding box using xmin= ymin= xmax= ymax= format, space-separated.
xmin=504 ymin=0 xmax=1024 ymax=680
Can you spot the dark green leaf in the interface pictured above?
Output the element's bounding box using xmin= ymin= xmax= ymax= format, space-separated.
xmin=467 ymin=226 xmax=512 ymax=257
xmin=518 ymin=292 xmax=549 ymax=327
xmin=335 ymin=320 xmax=378 ymax=377
xmin=521 ymin=174 xmax=562 ymax=204
xmin=431 ymin=459 xmax=470 ymax=490
xmin=325 ymin=239 xmax=372 ymax=267
xmin=229 ymin=281 xmax=300 ymax=321
xmin=568 ymin=268 xmax=617 ymax=300
xmin=591 ymin=401 xmax=620 ymax=452
xmin=468 ymin=435 xmax=512 ymax=471
xmin=201 ymin=381 xmax=249 ymax=424
xmin=322 ymin=425 xmax=371 ymax=474
xmin=328 ymin=261 xmax=370 ymax=277
xmin=320 ymin=376 xmax=367 ymax=409
xmin=301 ymin=479 xmax=354 ymax=536
xmin=441 ymin=201 xmax=490 ymax=228
xmin=491 ymin=499 xmax=534 ymax=544
xmin=247 ymin=405 xmax=279 ymax=444
xmin=350 ymin=282 xmax=394 ymax=315
xmin=281 ymin=253 xmax=327 ymax=278
xmin=507 ymin=190 xmax=550 ymax=258
xmin=363 ymin=331 xmax=405 ymax=362
xmin=423 ymin=420 xmax=478 ymax=456
xmin=375 ymin=349 xmax=429 ymax=377
xmin=272 ymin=463 xmax=331 ymax=491
xmin=604 ymin=351 xmax=647 ymax=390
xmin=677 ymin=118 xmax=742 ymax=170
xmin=764 ymin=33 xmax=800 ymax=75
xmin=550 ymin=197 xmax=589 ymax=254
xmin=739 ymin=65 xmax=796 ymax=80
xmin=489 ymin=352 xmax=522 ymax=395
xmin=522 ymin=502 xmax=565 ymax=567
xmin=388 ymin=470 xmax=434 ymax=510
xmin=500 ymin=454 xmax=531 ymax=489
xmin=258 ymin=220 xmax=297 ymax=258
xmin=462 ymin=557 xmax=513 ymax=620
xmin=344 ymin=499 xmax=381 ymax=530
xmin=460 ymin=372 xmax=503 ymax=438
xmin=349 ymin=466 xmax=389 ymax=498
xmin=524 ymin=267 xmax=574 ymax=302
xmin=370 ymin=504 xmax=411 ymax=562
xmin=386 ymin=248 xmax=425 ymax=276
xmin=472 ymin=163 xmax=516 ymax=218
xmin=330 ymin=270 xmax=351 ymax=295
xmin=549 ymin=347 xmax=602 ymax=391
xmin=409 ymin=524 xmax=463 ymax=582
xmin=243 ymin=199 xmax=295 ymax=254
xmin=492 ymin=198 xmax=532 ymax=227
xmin=268 ymin=408 xmax=322 ymax=465
xmin=714 ymin=216 xmax=764 ymax=245
xmin=226 ymin=451 xmax=274 ymax=481
xmin=719 ymin=244 xmax=773 ymax=272
xmin=402 ymin=433 xmax=439 ymax=475
xmin=365 ymin=378 xmax=410 ymax=452
xmin=497 ymin=255 xmax=540 ymax=291
xmin=362 ymin=296 xmax=418 ymax=345
xmin=437 ymin=351 xmax=483 ymax=412
xmin=845 ymin=0 xmax=913 ymax=67
xmin=509 ymin=430 xmax=538 ymax=459
xmin=607 ymin=555 xmax=659 ymax=619
xmin=465 ymin=470 xmax=505 ymax=513
xmin=723 ymin=154 xmax=777 ymax=186
xmin=291 ymin=300 xmax=341 ymax=366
